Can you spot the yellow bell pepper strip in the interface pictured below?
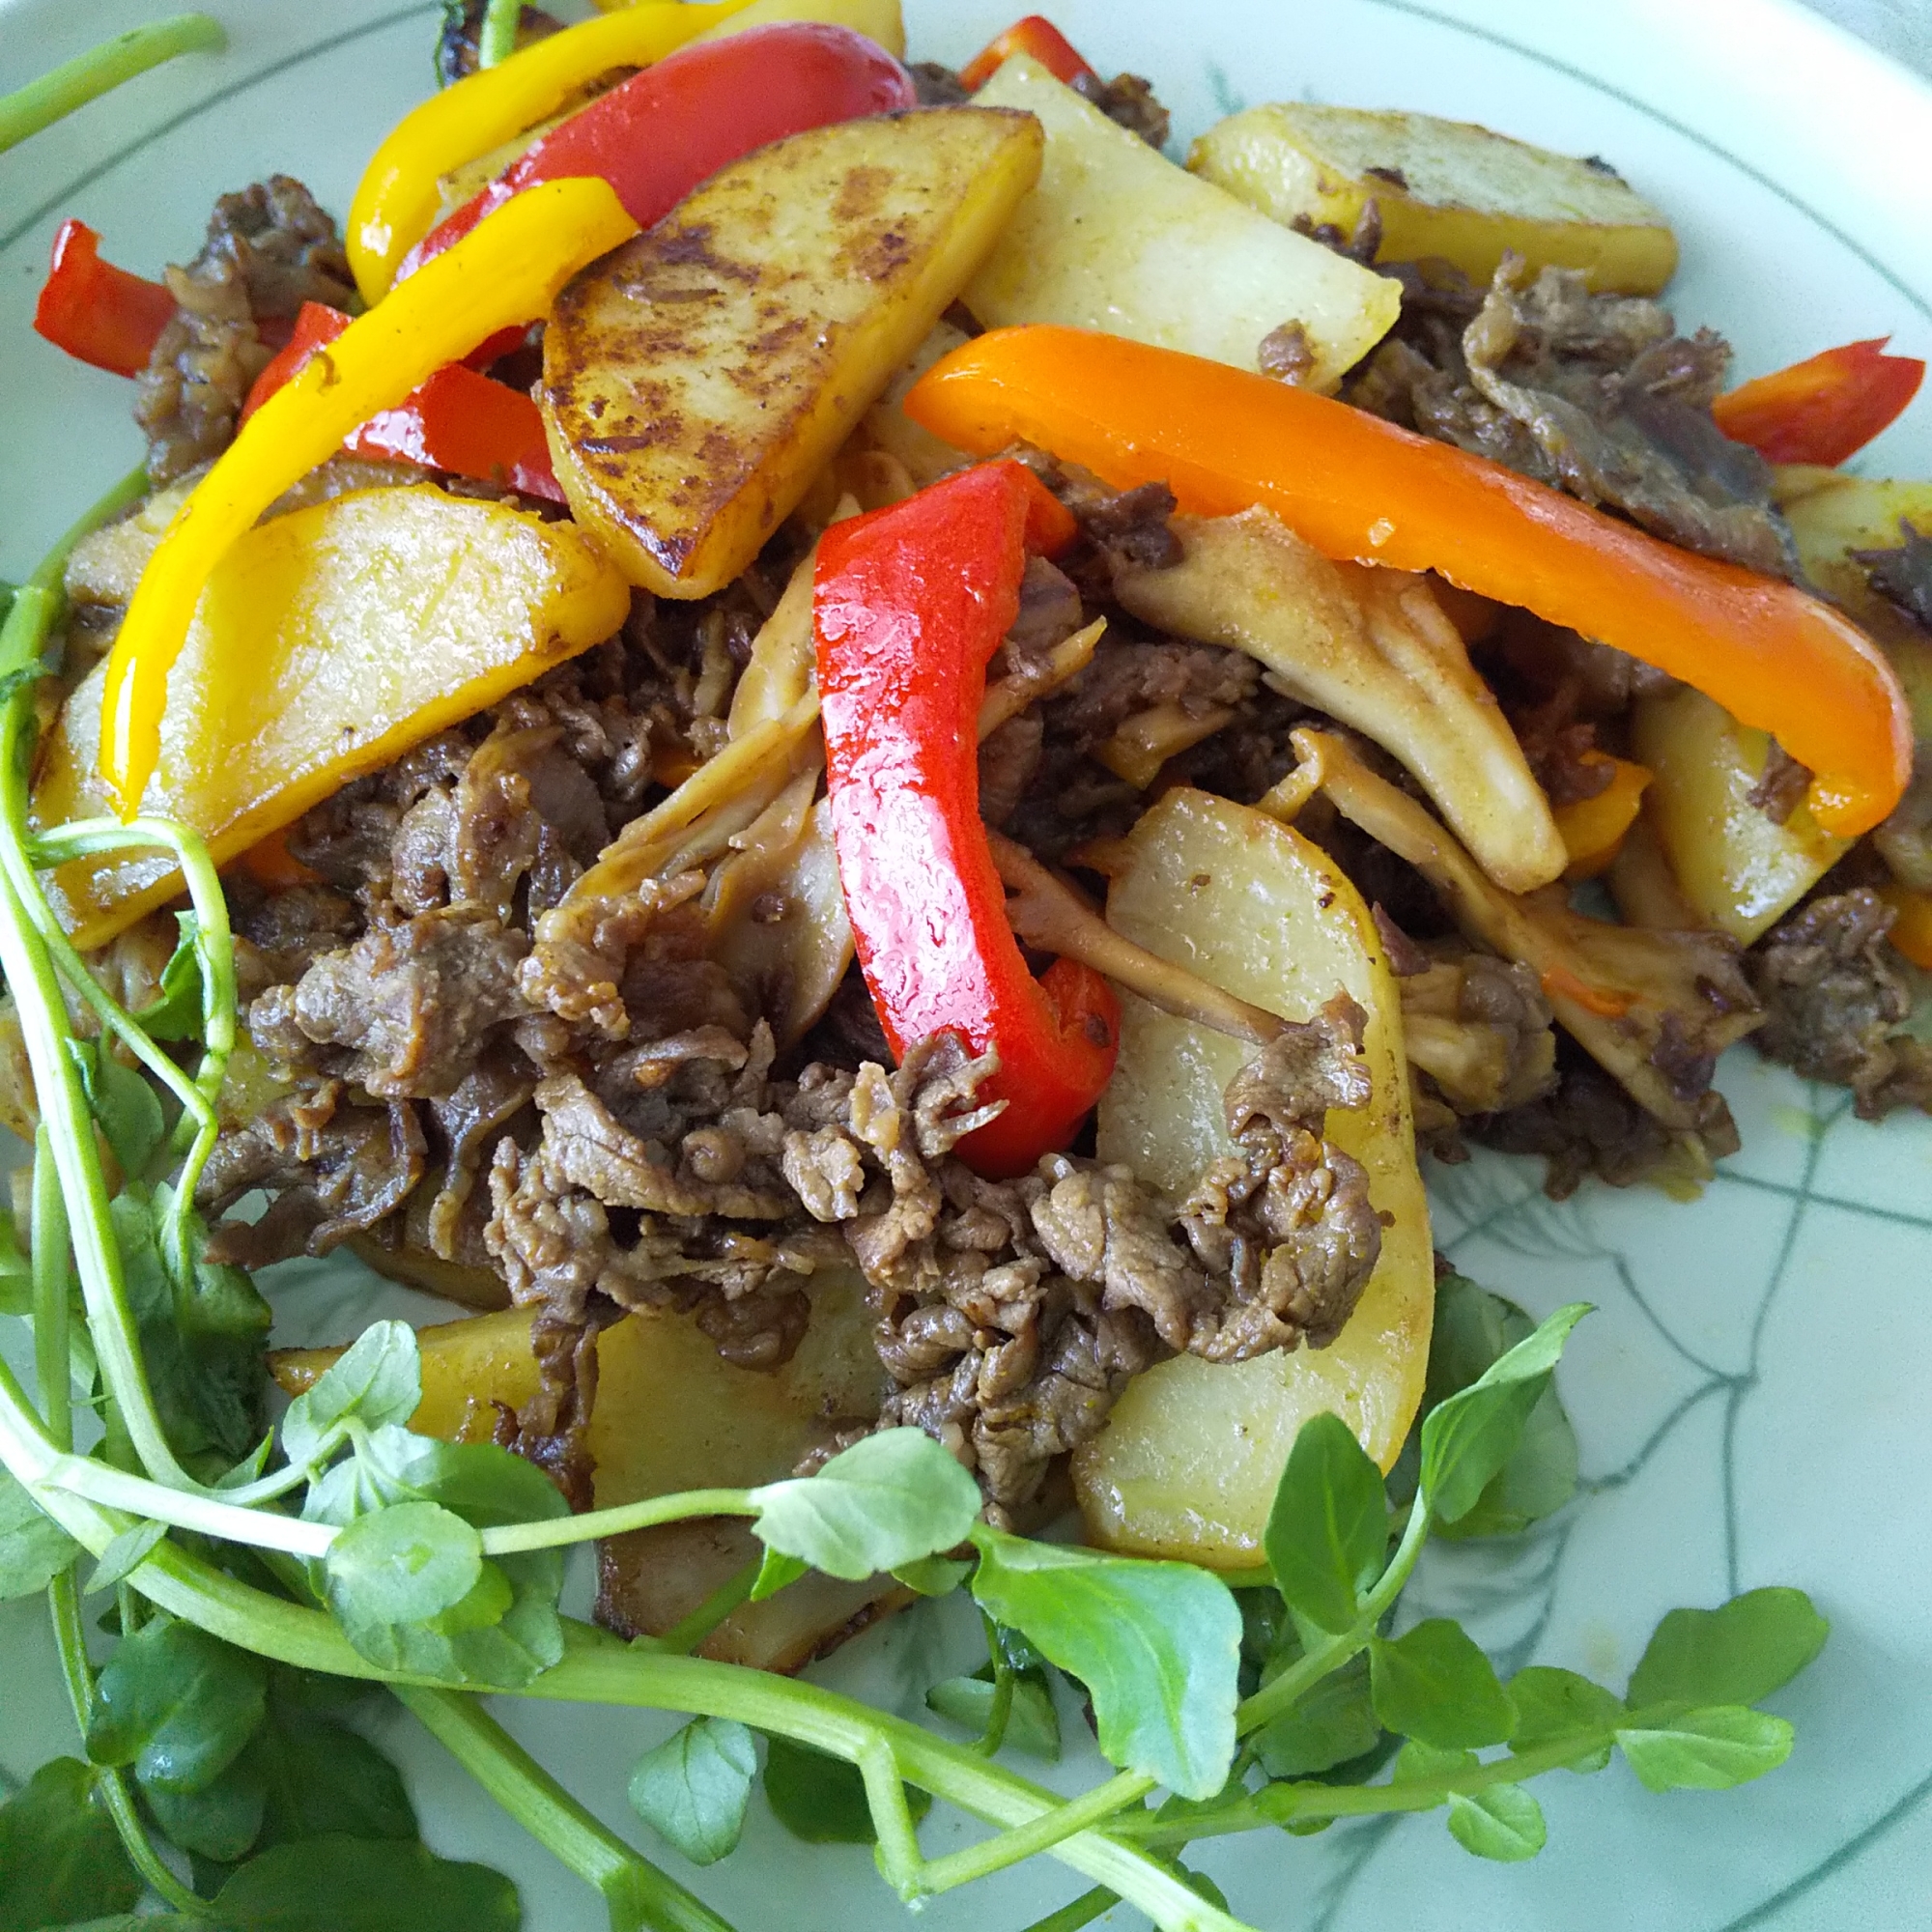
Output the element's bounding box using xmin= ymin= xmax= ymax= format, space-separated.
xmin=905 ymin=325 xmax=1913 ymax=840
xmin=1878 ymin=881 xmax=1932 ymax=971
xmin=97 ymin=175 xmax=638 ymax=816
xmin=1552 ymin=754 xmax=1651 ymax=883
xmin=346 ymin=0 xmax=748 ymax=302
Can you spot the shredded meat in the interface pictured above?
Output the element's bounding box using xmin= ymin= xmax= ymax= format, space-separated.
xmin=1072 ymin=71 xmax=1172 ymax=148
xmin=1348 ymin=257 xmax=1798 ymax=578
xmin=1748 ymin=889 xmax=1932 ymax=1118
xmin=910 ymin=61 xmax=971 ymax=105
xmin=1745 ymin=740 xmax=1813 ymax=826
xmin=1853 ymin=522 xmax=1932 ymax=631
xmin=135 ymin=178 xmax=355 ymax=484
xmin=1258 ymin=322 xmax=1316 ymax=384
xmin=197 ymin=1081 xmax=425 ymax=1265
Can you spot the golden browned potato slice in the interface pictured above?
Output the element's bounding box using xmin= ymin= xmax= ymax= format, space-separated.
xmin=1191 ymin=103 xmax=1678 ymax=296
xmin=34 ymin=488 xmax=628 ymax=951
xmin=1074 ymin=788 xmax=1434 ymax=1567
xmin=542 ymin=107 xmax=1043 ymax=598
xmin=1627 ymin=687 xmax=1847 ymax=944
xmin=966 ymin=57 xmax=1398 ymax=389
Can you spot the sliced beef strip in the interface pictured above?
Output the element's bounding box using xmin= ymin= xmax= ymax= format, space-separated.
xmin=1748 ymin=888 xmax=1932 ymax=1118
xmin=197 ymin=1080 xmax=425 ymax=1265
xmin=1347 ymin=257 xmax=1799 ymax=579
xmin=136 ymin=177 xmax=355 ymax=484
xmin=1853 ymin=523 xmax=1932 ymax=631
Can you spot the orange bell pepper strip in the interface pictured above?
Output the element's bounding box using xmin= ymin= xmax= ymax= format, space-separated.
xmin=97 ymin=175 xmax=639 ymax=817
xmin=905 ymin=325 xmax=1911 ymax=839
xmin=346 ymin=0 xmax=749 ymax=303
xmin=1552 ymin=755 xmax=1651 ymax=883
xmin=1713 ymin=337 xmax=1925 ymax=469
xmin=958 ymin=15 xmax=1097 ymax=90
xmin=1877 ymin=882 xmax=1932 ymax=972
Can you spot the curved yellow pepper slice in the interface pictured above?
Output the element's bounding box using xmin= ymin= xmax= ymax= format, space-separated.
xmin=99 ymin=175 xmax=639 ymax=815
xmin=346 ymin=0 xmax=749 ymax=303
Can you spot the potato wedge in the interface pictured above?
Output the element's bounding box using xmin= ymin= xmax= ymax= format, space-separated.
xmin=1627 ymin=687 xmax=1846 ymax=943
xmin=271 ymin=1271 xmax=895 ymax=1663
xmin=34 ymin=488 xmax=628 ymax=950
xmin=964 ymin=57 xmax=1399 ymax=389
xmin=1190 ymin=103 xmax=1677 ymax=296
xmin=1075 ymin=789 xmax=1433 ymax=1566
xmin=542 ymin=107 xmax=1042 ymax=597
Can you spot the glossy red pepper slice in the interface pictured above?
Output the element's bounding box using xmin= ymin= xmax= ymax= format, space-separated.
xmin=815 ymin=460 xmax=1117 ymax=1179
xmin=1712 ymin=336 xmax=1925 ymax=468
xmin=958 ymin=14 xmax=1098 ymax=91
xmin=240 ymin=300 xmax=562 ymax=501
xmin=398 ymin=21 xmax=915 ymax=282
xmin=32 ymin=219 xmax=177 ymax=377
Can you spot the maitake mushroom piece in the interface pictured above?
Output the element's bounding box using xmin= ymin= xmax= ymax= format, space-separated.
xmin=1292 ymin=728 xmax=1760 ymax=1137
xmin=1111 ymin=505 xmax=1567 ymax=893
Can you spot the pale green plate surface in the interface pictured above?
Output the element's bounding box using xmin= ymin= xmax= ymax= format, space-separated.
xmin=3 ymin=2 xmax=1931 ymax=1925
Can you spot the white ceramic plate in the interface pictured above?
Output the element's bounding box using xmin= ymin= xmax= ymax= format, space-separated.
xmin=4 ymin=3 xmax=1932 ymax=1926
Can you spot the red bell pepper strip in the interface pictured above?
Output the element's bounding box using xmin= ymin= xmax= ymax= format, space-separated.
xmin=398 ymin=21 xmax=915 ymax=282
xmin=958 ymin=15 xmax=1098 ymax=91
xmin=1712 ymin=336 xmax=1925 ymax=468
xmin=240 ymin=300 xmax=562 ymax=501
xmin=906 ymin=325 xmax=1911 ymax=839
xmin=32 ymin=219 xmax=176 ymax=376
xmin=814 ymin=461 xmax=1117 ymax=1179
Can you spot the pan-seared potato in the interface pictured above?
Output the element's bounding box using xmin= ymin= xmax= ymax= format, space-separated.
xmin=1191 ymin=103 xmax=1678 ymax=296
xmin=964 ymin=58 xmax=1397 ymax=390
xmin=1778 ymin=470 xmax=1932 ymax=658
xmin=1075 ymin=789 xmax=1433 ymax=1567
xmin=542 ymin=108 xmax=1042 ymax=598
xmin=1629 ymin=687 xmax=1847 ymax=943
xmin=33 ymin=488 xmax=628 ymax=950
xmin=271 ymin=1271 xmax=895 ymax=1664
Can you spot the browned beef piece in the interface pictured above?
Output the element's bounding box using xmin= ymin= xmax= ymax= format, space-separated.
xmin=1854 ymin=522 xmax=1932 ymax=631
xmin=228 ymin=884 xmax=360 ymax=1001
xmin=1048 ymin=639 xmax=1259 ymax=746
xmin=136 ymin=178 xmax=355 ymax=483
xmin=1748 ymin=889 xmax=1932 ymax=1117
xmin=437 ymin=1 xmax=563 ymax=85
xmin=1072 ymin=71 xmax=1172 ymax=148
xmin=1745 ymin=740 xmax=1812 ymax=825
xmin=910 ymin=61 xmax=971 ymax=105
xmin=1348 ymin=258 xmax=1798 ymax=579
xmin=197 ymin=1080 xmax=425 ymax=1265
xmin=257 ymin=908 xmax=529 ymax=1100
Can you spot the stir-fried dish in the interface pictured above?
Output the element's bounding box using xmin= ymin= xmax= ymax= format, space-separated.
xmin=1 ymin=5 xmax=1923 ymax=1927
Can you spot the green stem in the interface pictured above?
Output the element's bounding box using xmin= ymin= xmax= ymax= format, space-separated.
xmin=1235 ymin=1499 xmax=1433 ymax=1738
xmin=475 ymin=0 xmax=524 ymax=69
xmin=646 ymin=1558 xmax=759 ymax=1657
xmin=30 ymin=1125 xmax=72 ymax=1445
xmin=0 ymin=14 xmax=225 ymax=153
xmin=47 ymin=1571 xmax=213 ymax=1916
xmin=1021 ymin=1887 xmax=1119 ymax=1932
xmin=483 ymin=1489 xmax=754 ymax=1555
xmin=397 ymin=1687 xmax=737 ymax=1932
xmin=911 ymin=1768 xmax=1153 ymax=1898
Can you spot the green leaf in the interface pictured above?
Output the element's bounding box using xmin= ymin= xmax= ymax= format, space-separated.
xmin=969 ymin=1525 xmax=1240 ymax=1800
xmin=1627 ymin=1588 xmax=1829 ymax=1711
xmin=283 ymin=1321 xmax=423 ymax=1469
xmin=749 ymin=1548 xmax=807 ymax=1603
xmin=925 ymin=1675 xmax=1062 ymax=1759
xmin=87 ymin=1616 xmax=268 ymax=1796
xmin=761 ymin=1736 xmax=930 ymax=1845
xmin=67 ymin=1038 xmax=165 ymax=1179
xmin=85 ymin=1520 xmax=169 ymax=1595
xmin=748 ymin=1429 xmax=980 ymax=1580
xmin=1419 ymin=1302 xmax=1590 ymax=1525
xmin=250 ymin=1704 xmax=416 ymax=1851
xmin=209 ymin=1833 xmax=519 ymax=1930
xmin=1253 ymin=1652 xmax=1380 ymax=1779
xmin=628 ymin=1718 xmax=757 ymax=1865
xmin=1390 ymin=1739 xmax=1475 ymax=1785
xmin=1425 ymin=1276 xmax=1579 ymax=1542
xmin=1369 ymin=1619 xmax=1516 ymax=1750
xmin=0 ymin=1758 xmax=142 ymax=1929
xmin=1616 ymin=1706 xmax=1794 ymax=1792
xmin=1506 ymin=1665 xmax=1624 ymax=1773
xmin=135 ymin=914 xmax=209 ymax=1042
xmin=144 ymin=1751 xmax=266 ymax=1862
xmin=893 ymin=1553 xmax=974 ymax=1597
xmin=1446 ymin=1782 xmax=1547 ymax=1861
xmin=1263 ymin=1411 xmax=1387 ymax=1634
xmin=0 ymin=1462 xmax=80 ymax=1598
xmin=325 ymin=1501 xmax=482 ymax=1628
